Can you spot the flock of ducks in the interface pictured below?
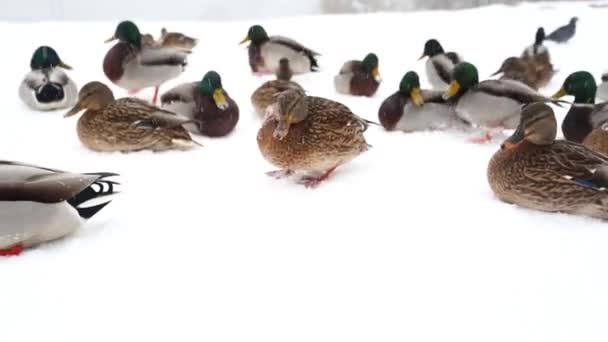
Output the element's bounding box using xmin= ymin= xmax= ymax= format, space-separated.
xmin=3 ymin=15 xmax=608 ymax=256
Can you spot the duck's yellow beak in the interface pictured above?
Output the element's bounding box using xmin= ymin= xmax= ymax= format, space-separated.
xmin=213 ymin=88 xmax=229 ymax=110
xmin=239 ymin=35 xmax=251 ymax=45
xmin=443 ymin=81 xmax=461 ymax=99
xmin=104 ymin=35 xmax=117 ymax=43
xmin=59 ymin=61 xmax=72 ymax=70
xmin=372 ymin=67 xmax=381 ymax=82
xmin=410 ymin=87 xmax=424 ymax=106
xmin=64 ymin=101 xmax=83 ymax=118
xmin=552 ymin=87 xmax=567 ymax=99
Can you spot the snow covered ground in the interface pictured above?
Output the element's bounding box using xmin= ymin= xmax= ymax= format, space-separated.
xmin=2 ymin=2 xmax=608 ymax=341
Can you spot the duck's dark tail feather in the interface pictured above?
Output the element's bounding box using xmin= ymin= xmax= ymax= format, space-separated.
xmin=68 ymin=173 xmax=119 ymax=219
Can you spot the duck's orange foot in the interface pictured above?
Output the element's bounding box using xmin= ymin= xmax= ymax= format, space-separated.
xmin=298 ymin=167 xmax=337 ymax=189
xmin=469 ymin=132 xmax=493 ymax=144
xmin=0 ymin=244 xmax=24 ymax=257
xmin=266 ymin=169 xmax=294 ymax=179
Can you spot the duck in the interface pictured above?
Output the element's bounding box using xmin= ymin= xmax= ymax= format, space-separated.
xmin=418 ymin=39 xmax=463 ymax=90
xmin=378 ymin=71 xmax=470 ymax=132
xmin=334 ymin=53 xmax=381 ymax=97
xmin=597 ymin=72 xmax=608 ymax=102
xmin=19 ymin=46 xmax=77 ymax=111
xmin=103 ymin=20 xmax=189 ymax=104
xmin=142 ymin=27 xmax=198 ymax=51
xmin=64 ymin=81 xmax=201 ymax=152
xmin=546 ymin=17 xmax=578 ymax=43
xmin=239 ymin=24 xmax=320 ymax=75
xmin=520 ymin=27 xmax=556 ymax=89
xmin=257 ymin=89 xmax=371 ymax=188
xmin=491 ymin=57 xmax=539 ymax=90
xmin=160 ymin=71 xmax=239 ymax=137
xmin=552 ymin=71 xmax=608 ymax=144
xmin=488 ymin=102 xmax=608 ymax=221
xmin=0 ymin=160 xmax=118 ymax=256
xmin=581 ymin=102 xmax=608 ymax=156
xmin=443 ymin=62 xmax=560 ymax=143
xmin=250 ymin=58 xmax=304 ymax=119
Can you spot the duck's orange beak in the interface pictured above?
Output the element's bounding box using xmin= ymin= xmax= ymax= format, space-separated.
xmin=443 ymin=81 xmax=461 ymax=100
xmin=410 ymin=87 xmax=424 ymax=106
xmin=552 ymin=87 xmax=567 ymax=99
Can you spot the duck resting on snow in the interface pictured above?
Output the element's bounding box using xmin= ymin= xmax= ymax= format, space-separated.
xmin=334 ymin=53 xmax=381 ymax=97
xmin=19 ymin=46 xmax=77 ymax=111
xmin=0 ymin=160 xmax=118 ymax=256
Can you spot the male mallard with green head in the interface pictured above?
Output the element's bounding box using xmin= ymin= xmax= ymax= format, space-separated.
xmin=443 ymin=62 xmax=560 ymax=143
xmin=488 ymin=102 xmax=608 ymax=220
xmin=378 ymin=71 xmax=469 ymax=132
xmin=240 ymin=25 xmax=320 ymax=75
xmin=257 ymin=89 xmax=371 ymax=188
xmin=103 ymin=20 xmax=189 ymax=105
xmin=418 ymin=39 xmax=463 ymax=90
xmin=552 ymin=71 xmax=608 ymax=144
xmin=19 ymin=46 xmax=77 ymax=111
xmin=251 ymin=58 xmax=304 ymax=119
xmin=334 ymin=53 xmax=381 ymax=97
xmin=161 ymin=71 xmax=239 ymax=137
xmin=65 ymin=81 xmax=200 ymax=152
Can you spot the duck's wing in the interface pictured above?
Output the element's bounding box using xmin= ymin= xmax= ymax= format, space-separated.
xmin=477 ymin=79 xmax=562 ymax=105
xmin=117 ymin=98 xmax=198 ymax=129
xmin=270 ymin=36 xmax=321 ymax=56
xmin=138 ymin=46 xmax=189 ymax=67
xmin=160 ymin=82 xmax=198 ymax=105
xmin=590 ymin=102 xmax=608 ymax=128
xmin=339 ymin=61 xmax=361 ymax=75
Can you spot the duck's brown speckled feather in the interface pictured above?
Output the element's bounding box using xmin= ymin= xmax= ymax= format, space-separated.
xmin=251 ymin=80 xmax=304 ymax=118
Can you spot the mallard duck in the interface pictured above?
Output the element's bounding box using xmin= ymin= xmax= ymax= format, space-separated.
xmin=491 ymin=57 xmax=538 ymax=89
xmin=142 ymin=28 xmax=198 ymax=51
xmin=520 ymin=27 xmax=556 ymax=89
xmin=250 ymin=58 xmax=304 ymax=118
xmin=552 ymin=71 xmax=608 ymax=143
xmin=19 ymin=46 xmax=77 ymax=111
xmin=257 ymin=89 xmax=371 ymax=188
xmin=546 ymin=17 xmax=578 ymax=43
xmin=64 ymin=81 xmax=200 ymax=152
xmin=0 ymin=160 xmax=118 ymax=256
xmin=378 ymin=71 xmax=469 ymax=132
xmin=239 ymin=25 xmax=320 ymax=75
xmin=160 ymin=71 xmax=239 ymax=137
xmin=488 ymin=102 xmax=608 ymax=220
xmin=597 ymin=73 xmax=608 ymax=102
xmin=443 ymin=62 xmax=560 ymax=143
xmin=418 ymin=39 xmax=463 ymax=90
xmin=334 ymin=53 xmax=381 ymax=97
xmin=103 ymin=20 xmax=189 ymax=104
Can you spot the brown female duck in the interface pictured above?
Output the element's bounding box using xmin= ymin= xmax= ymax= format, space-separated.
xmin=65 ymin=81 xmax=200 ymax=152
xmin=251 ymin=58 xmax=304 ymax=118
xmin=488 ymin=102 xmax=608 ymax=220
xmin=161 ymin=71 xmax=239 ymax=137
xmin=257 ymin=89 xmax=371 ymax=188
xmin=334 ymin=53 xmax=381 ymax=97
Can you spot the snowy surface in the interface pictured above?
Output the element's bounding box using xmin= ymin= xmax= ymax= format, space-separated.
xmin=2 ymin=2 xmax=608 ymax=341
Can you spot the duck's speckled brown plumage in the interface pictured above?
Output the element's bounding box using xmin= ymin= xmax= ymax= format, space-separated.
xmin=257 ymin=96 xmax=370 ymax=172
xmin=251 ymin=80 xmax=304 ymax=118
xmin=488 ymin=103 xmax=608 ymax=220
xmin=583 ymin=126 xmax=608 ymax=155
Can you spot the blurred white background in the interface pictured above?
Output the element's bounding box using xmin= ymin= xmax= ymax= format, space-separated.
xmin=0 ymin=0 xmax=593 ymax=21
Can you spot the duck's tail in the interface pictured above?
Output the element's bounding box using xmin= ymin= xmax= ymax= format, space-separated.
xmin=68 ymin=173 xmax=120 ymax=219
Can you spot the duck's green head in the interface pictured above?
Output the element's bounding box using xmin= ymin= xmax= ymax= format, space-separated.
xmin=239 ymin=25 xmax=269 ymax=45
xmin=399 ymin=71 xmax=424 ymax=106
xmin=444 ymin=62 xmax=479 ymax=100
xmin=552 ymin=71 xmax=597 ymax=104
xmin=199 ymin=71 xmax=229 ymax=110
xmin=30 ymin=46 xmax=72 ymax=70
xmin=419 ymin=39 xmax=444 ymax=60
xmin=362 ymin=53 xmax=381 ymax=81
xmin=106 ymin=21 xmax=142 ymax=48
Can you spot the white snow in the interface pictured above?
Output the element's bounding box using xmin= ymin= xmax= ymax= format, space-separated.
xmin=2 ymin=2 xmax=608 ymax=341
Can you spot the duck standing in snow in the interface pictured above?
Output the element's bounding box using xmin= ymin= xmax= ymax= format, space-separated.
xmin=378 ymin=71 xmax=469 ymax=132
xmin=161 ymin=71 xmax=239 ymax=137
xmin=240 ymin=25 xmax=320 ymax=75
xmin=103 ymin=20 xmax=189 ymax=105
xmin=546 ymin=17 xmax=578 ymax=43
xmin=0 ymin=160 xmax=118 ymax=256
xmin=65 ymin=81 xmax=200 ymax=152
xmin=19 ymin=46 xmax=77 ymax=111
xmin=443 ymin=62 xmax=561 ymax=143
xmin=257 ymin=89 xmax=371 ymax=188
xmin=488 ymin=102 xmax=608 ymax=221
xmin=552 ymin=71 xmax=608 ymax=146
xmin=334 ymin=53 xmax=381 ymax=97
xmin=418 ymin=39 xmax=463 ymax=90
xmin=251 ymin=58 xmax=304 ymax=119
